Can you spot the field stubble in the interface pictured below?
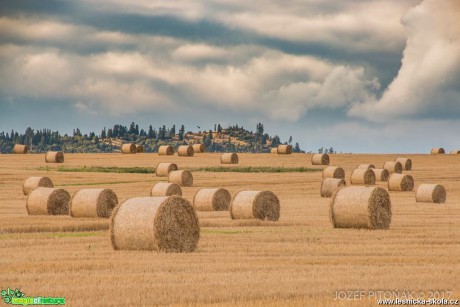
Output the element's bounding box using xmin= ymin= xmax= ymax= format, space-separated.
xmin=0 ymin=153 xmax=459 ymax=306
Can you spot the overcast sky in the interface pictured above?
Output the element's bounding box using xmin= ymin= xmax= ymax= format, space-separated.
xmin=0 ymin=0 xmax=459 ymax=153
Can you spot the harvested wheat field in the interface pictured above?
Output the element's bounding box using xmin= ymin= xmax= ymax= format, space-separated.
xmin=0 ymin=153 xmax=459 ymax=306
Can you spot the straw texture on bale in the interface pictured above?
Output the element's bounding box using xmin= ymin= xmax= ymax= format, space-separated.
xmin=270 ymin=148 xmax=278 ymax=154
xmin=136 ymin=145 xmax=144 ymax=153
xmin=388 ymin=173 xmax=414 ymax=191
xmin=45 ymin=151 xmax=64 ymax=163
xmin=322 ymin=166 xmax=345 ymax=179
xmin=168 ymin=170 xmax=193 ymax=187
xmin=312 ymin=153 xmax=330 ymax=165
xmin=450 ymin=150 xmax=460 ymax=154
xmin=23 ymin=176 xmax=54 ymax=196
xmin=431 ymin=148 xmax=445 ymax=155
xmin=26 ymin=187 xmax=70 ymax=216
xmin=329 ymin=186 xmax=391 ymax=229
xmin=70 ymin=189 xmax=118 ymax=218
xmin=416 ymin=184 xmax=446 ymax=203
xmin=320 ymin=178 xmax=346 ymax=198
xmin=193 ymin=188 xmax=231 ymax=211
xmin=221 ymin=153 xmax=239 ymax=164
xmin=230 ymin=191 xmax=280 ymax=221
xmin=13 ymin=144 xmax=29 ymax=154
xmin=357 ymin=164 xmax=375 ymax=169
xmin=158 ymin=145 xmax=174 ymax=156
xmin=395 ymin=157 xmax=412 ymax=170
xmin=350 ymin=168 xmax=376 ymax=185
xmin=156 ymin=162 xmax=178 ymax=177
xmin=192 ymin=143 xmax=206 ymax=153
xmin=110 ymin=196 xmax=200 ymax=252
xmin=121 ymin=143 xmax=136 ymax=154
xmin=371 ymin=168 xmax=390 ymax=182
xmin=150 ymin=182 xmax=182 ymax=197
xmin=277 ymin=144 xmax=292 ymax=154
xmin=383 ymin=161 xmax=402 ymax=174
xmin=178 ymin=145 xmax=194 ymax=157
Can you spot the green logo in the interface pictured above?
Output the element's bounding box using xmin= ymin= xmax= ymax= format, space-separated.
xmin=1 ymin=288 xmax=65 ymax=305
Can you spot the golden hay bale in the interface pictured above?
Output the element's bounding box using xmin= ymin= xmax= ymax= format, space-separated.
xmin=230 ymin=191 xmax=280 ymax=221
xmin=121 ymin=143 xmax=136 ymax=154
xmin=193 ymin=188 xmax=231 ymax=211
xmin=156 ymin=162 xmax=178 ymax=177
xmin=431 ymin=147 xmax=445 ymax=155
xmin=70 ymin=189 xmax=118 ymax=218
xmin=192 ymin=143 xmax=206 ymax=153
xmin=312 ymin=153 xmax=330 ymax=165
xmin=322 ymin=166 xmax=345 ymax=179
xmin=388 ymin=173 xmax=414 ymax=191
xmin=450 ymin=150 xmax=460 ymax=154
xmin=13 ymin=144 xmax=29 ymax=154
xmin=158 ymin=145 xmax=174 ymax=156
xmin=371 ymin=168 xmax=390 ymax=182
xmin=110 ymin=196 xmax=200 ymax=252
xmin=350 ymin=168 xmax=375 ymax=185
xmin=221 ymin=153 xmax=239 ymax=164
xmin=277 ymin=144 xmax=292 ymax=154
xmin=383 ymin=161 xmax=402 ymax=174
xmin=23 ymin=176 xmax=54 ymax=196
xmin=320 ymin=178 xmax=346 ymax=198
xmin=356 ymin=164 xmax=375 ymax=169
xmin=168 ymin=170 xmax=193 ymax=187
xmin=26 ymin=187 xmax=70 ymax=215
xmin=329 ymin=186 xmax=391 ymax=229
xmin=415 ymin=184 xmax=446 ymax=203
xmin=270 ymin=148 xmax=278 ymax=154
xmin=136 ymin=145 xmax=144 ymax=153
xmin=150 ymin=182 xmax=182 ymax=197
xmin=178 ymin=145 xmax=194 ymax=157
xmin=45 ymin=151 xmax=64 ymax=163
xmin=395 ymin=157 xmax=412 ymax=170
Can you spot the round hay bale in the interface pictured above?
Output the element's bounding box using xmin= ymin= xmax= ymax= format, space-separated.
xmin=431 ymin=147 xmax=445 ymax=155
xmin=383 ymin=161 xmax=402 ymax=174
xmin=136 ymin=145 xmax=144 ymax=153
xmin=270 ymin=148 xmax=278 ymax=154
xmin=121 ymin=143 xmax=136 ymax=154
xmin=415 ymin=184 xmax=446 ymax=203
xmin=158 ymin=145 xmax=174 ymax=156
xmin=192 ymin=143 xmax=206 ymax=153
xmin=371 ymin=168 xmax=390 ymax=182
xmin=13 ymin=144 xmax=29 ymax=154
xmin=450 ymin=150 xmax=460 ymax=154
xmin=150 ymin=182 xmax=182 ymax=197
xmin=45 ymin=151 xmax=64 ymax=163
xmin=312 ymin=153 xmax=330 ymax=165
xmin=350 ymin=168 xmax=375 ymax=185
xmin=70 ymin=188 xmax=118 ymax=218
xmin=230 ymin=191 xmax=280 ymax=221
xmin=329 ymin=186 xmax=391 ymax=229
xmin=388 ymin=173 xmax=414 ymax=191
xmin=168 ymin=170 xmax=193 ymax=187
xmin=221 ymin=153 xmax=238 ymax=164
xmin=23 ymin=176 xmax=54 ymax=196
xmin=110 ymin=196 xmax=200 ymax=252
xmin=193 ymin=188 xmax=231 ymax=211
xmin=277 ymin=145 xmax=292 ymax=154
xmin=26 ymin=187 xmax=70 ymax=215
xmin=395 ymin=157 xmax=412 ymax=170
xmin=178 ymin=145 xmax=194 ymax=157
xmin=156 ymin=162 xmax=178 ymax=177
xmin=322 ymin=166 xmax=345 ymax=179
xmin=356 ymin=164 xmax=375 ymax=169
xmin=320 ymin=178 xmax=346 ymax=198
